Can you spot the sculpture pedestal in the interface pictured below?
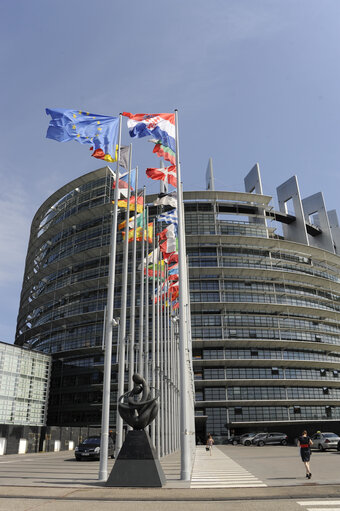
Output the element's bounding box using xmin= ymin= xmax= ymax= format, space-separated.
xmin=105 ymin=430 xmax=166 ymax=487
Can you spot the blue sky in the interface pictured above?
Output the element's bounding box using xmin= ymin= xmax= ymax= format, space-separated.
xmin=1 ymin=0 xmax=340 ymax=342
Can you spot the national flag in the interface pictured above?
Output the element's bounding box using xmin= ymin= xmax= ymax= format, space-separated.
xmin=165 ymin=252 xmax=178 ymax=264
xmin=118 ymin=145 xmax=130 ymax=170
xmin=153 ymin=191 xmax=177 ymax=208
xmin=118 ymin=211 xmax=144 ymax=231
xmin=139 ymin=247 xmax=160 ymax=270
xmin=157 ymin=208 xmax=178 ymax=227
xmin=145 ymin=259 xmax=165 ymax=278
xmin=46 ymin=108 xmax=119 ymax=162
xmin=157 ymin=223 xmax=177 ymax=241
xmin=149 ymin=139 xmax=176 ymax=165
xmin=123 ymin=112 xmax=176 ymax=153
xmin=160 ymin=237 xmax=178 ymax=255
xmin=146 ymin=166 xmax=177 ymax=187
xmin=113 ymin=169 xmax=136 ymax=195
xmin=122 ymin=222 xmax=153 ymax=243
xmin=169 ymin=282 xmax=179 ymax=301
xmin=168 ymin=262 xmax=178 ymax=275
xmin=115 ymin=194 xmax=144 ymax=213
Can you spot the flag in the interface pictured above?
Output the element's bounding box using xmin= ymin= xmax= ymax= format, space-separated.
xmin=139 ymin=247 xmax=160 ymax=270
xmin=153 ymin=191 xmax=177 ymax=208
xmin=115 ymin=194 xmax=144 ymax=213
xmin=169 ymin=282 xmax=179 ymax=301
xmin=157 ymin=208 xmax=178 ymax=227
xmin=118 ymin=145 xmax=130 ymax=170
xmin=164 ymin=251 xmax=178 ymax=264
xmin=149 ymin=139 xmax=176 ymax=165
xmin=122 ymin=223 xmax=153 ymax=243
xmin=113 ymin=169 xmax=136 ymax=194
xmin=168 ymin=262 xmax=178 ymax=275
xmin=158 ymin=223 xmax=177 ymax=241
xmin=46 ymin=108 xmax=119 ymax=162
xmin=160 ymin=237 xmax=178 ymax=255
xmin=118 ymin=211 xmax=144 ymax=231
xmin=123 ymin=112 xmax=176 ymax=153
xmin=146 ymin=166 xmax=177 ymax=187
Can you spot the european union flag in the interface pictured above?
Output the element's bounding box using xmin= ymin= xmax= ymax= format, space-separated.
xmin=46 ymin=108 xmax=119 ymax=162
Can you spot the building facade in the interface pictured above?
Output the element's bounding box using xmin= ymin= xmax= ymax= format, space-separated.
xmin=0 ymin=341 xmax=50 ymax=426
xmin=15 ymin=164 xmax=340 ymax=443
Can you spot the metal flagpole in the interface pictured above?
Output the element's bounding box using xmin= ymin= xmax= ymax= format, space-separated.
xmin=138 ymin=187 xmax=146 ymax=374
xmin=127 ymin=168 xmax=139 ymax=430
xmin=160 ymin=275 xmax=164 ymax=456
xmin=145 ymin=206 xmax=150 ymax=384
xmin=99 ymin=116 xmax=122 ymax=481
xmin=115 ymin=144 xmax=133 ymax=454
xmin=175 ymin=109 xmax=193 ymax=481
xmin=151 ymin=220 xmax=156 ymax=445
xmin=156 ymin=253 xmax=161 ymax=455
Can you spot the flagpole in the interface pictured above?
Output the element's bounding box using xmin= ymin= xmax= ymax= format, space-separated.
xmin=99 ymin=116 xmax=122 ymax=481
xmin=151 ymin=219 xmax=156 ymax=445
xmin=156 ymin=253 xmax=161 ymax=456
xmin=144 ymin=206 xmax=150 ymax=384
xmin=128 ymin=168 xmax=139 ymax=415
xmin=175 ymin=109 xmax=193 ymax=481
xmin=138 ymin=187 xmax=146 ymax=374
xmin=115 ymin=144 xmax=133 ymax=454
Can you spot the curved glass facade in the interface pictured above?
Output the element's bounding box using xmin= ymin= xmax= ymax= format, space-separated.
xmin=15 ymin=166 xmax=340 ymax=442
xmin=188 ymin=189 xmax=340 ymax=441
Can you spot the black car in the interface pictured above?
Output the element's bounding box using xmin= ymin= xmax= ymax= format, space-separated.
xmin=253 ymin=432 xmax=288 ymax=446
xmin=229 ymin=434 xmax=243 ymax=445
xmin=75 ymin=436 xmax=115 ymax=461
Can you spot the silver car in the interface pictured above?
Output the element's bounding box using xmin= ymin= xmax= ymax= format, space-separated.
xmin=311 ymin=432 xmax=340 ymax=451
xmin=241 ymin=432 xmax=262 ymax=446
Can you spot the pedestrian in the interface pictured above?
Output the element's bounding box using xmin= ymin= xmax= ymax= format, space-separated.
xmin=206 ymin=433 xmax=214 ymax=456
xmin=298 ymin=430 xmax=313 ymax=479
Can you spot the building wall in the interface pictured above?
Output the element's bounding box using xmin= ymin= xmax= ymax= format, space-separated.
xmin=0 ymin=342 xmax=50 ymax=426
xmin=186 ymin=190 xmax=340 ymax=442
xmin=14 ymin=166 xmax=340 ymax=443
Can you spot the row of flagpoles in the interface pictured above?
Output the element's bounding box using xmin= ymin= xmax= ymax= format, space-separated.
xmin=46 ymin=109 xmax=194 ymax=480
xmin=45 ymin=109 xmax=196 ymax=481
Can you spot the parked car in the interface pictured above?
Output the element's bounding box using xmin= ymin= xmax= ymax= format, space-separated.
xmin=229 ymin=434 xmax=242 ymax=445
xmin=311 ymin=432 xmax=340 ymax=451
xmin=250 ymin=433 xmax=267 ymax=445
xmin=241 ymin=433 xmax=258 ymax=446
xmin=253 ymin=432 xmax=288 ymax=446
xmin=75 ymin=436 xmax=115 ymax=461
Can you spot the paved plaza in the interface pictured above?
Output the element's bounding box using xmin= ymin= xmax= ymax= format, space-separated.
xmin=1 ymin=446 xmax=340 ymax=510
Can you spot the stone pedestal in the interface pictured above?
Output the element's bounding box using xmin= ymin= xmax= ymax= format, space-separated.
xmin=105 ymin=430 xmax=166 ymax=487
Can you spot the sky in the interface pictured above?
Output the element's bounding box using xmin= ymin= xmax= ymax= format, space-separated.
xmin=1 ymin=0 xmax=340 ymax=343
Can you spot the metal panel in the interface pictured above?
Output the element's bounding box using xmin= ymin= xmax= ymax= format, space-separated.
xmin=328 ymin=210 xmax=340 ymax=256
xmin=276 ymin=176 xmax=309 ymax=244
xmin=302 ymin=192 xmax=334 ymax=253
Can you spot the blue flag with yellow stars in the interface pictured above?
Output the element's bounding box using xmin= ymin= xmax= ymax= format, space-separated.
xmin=46 ymin=108 xmax=119 ymax=162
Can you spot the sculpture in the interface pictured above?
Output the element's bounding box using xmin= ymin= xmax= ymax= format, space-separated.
xmin=106 ymin=373 xmax=165 ymax=487
xmin=118 ymin=373 xmax=159 ymax=430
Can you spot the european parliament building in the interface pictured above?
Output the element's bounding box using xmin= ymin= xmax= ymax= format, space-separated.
xmin=15 ymin=163 xmax=340 ymax=442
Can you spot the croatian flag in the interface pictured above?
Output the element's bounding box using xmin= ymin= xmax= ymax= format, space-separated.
xmin=123 ymin=112 xmax=176 ymax=153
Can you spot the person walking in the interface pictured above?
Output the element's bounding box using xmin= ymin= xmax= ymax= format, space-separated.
xmin=206 ymin=433 xmax=214 ymax=456
xmin=298 ymin=430 xmax=313 ymax=479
